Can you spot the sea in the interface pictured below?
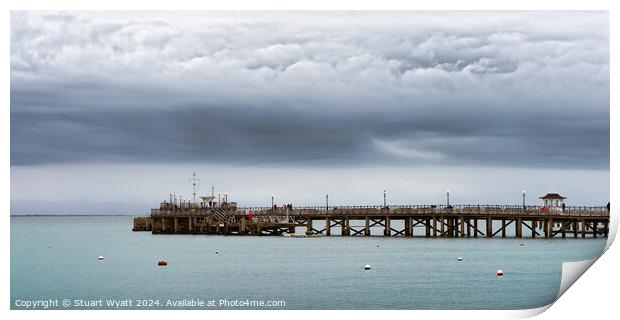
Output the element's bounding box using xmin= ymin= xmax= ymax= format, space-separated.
xmin=10 ymin=215 xmax=607 ymax=310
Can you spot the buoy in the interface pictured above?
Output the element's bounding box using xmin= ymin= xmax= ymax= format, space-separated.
xmin=376 ymin=244 xmax=380 ymax=248
xmin=97 ymin=256 xmax=105 ymax=261
xmin=457 ymin=257 xmax=463 ymax=261
xmin=496 ymin=269 xmax=504 ymax=276
xmin=215 ymin=251 xmax=219 ymax=254
xmin=158 ymin=261 xmax=168 ymax=266
xmin=363 ymin=264 xmax=372 ymax=270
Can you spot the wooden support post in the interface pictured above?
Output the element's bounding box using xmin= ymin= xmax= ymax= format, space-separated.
xmin=174 ymin=217 xmax=179 ymax=234
xmin=486 ymin=217 xmax=492 ymax=238
xmin=409 ymin=218 xmax=415 ymax=237
xmin=473 ymin=218 xmax=478 ymax=238
xmin=452 ymin=218 xmax=457 ymax=237
xmin=161 ymin=217 xmax=165 ymax=233
xmin=548 ymin=218 xmax=553 ymax=238
xmin=325 ymin=218 xmax=331 ymax=236
xmin=543 ymin=219 xmax=549 ymax=238
xmin=581 ymin=219 xmax=586 ymax=238
xmin=425 ymin=218 xmax=430 ymax=237
xmin=240 ymin=217 xmax=246 ymax=234
xmin=593 ymin=221 xmax=597 ymax=238
xmin=307 ymin=219 xmax=313 ymax=236
xmin=516 ymin=217 xmax=522 ymax=238
xmin=453 ymin=218 xmax=458 ymax=237
xmin=561 ymin=221 xmax=566 ymax=238
xmin=501 ymin=219 xmax=506 ymax=238
xmin=573 ymin=221 xmax=578 ymax=238
xmin=364 ymin=217 xmax=370 ymax=236
xmin=432 ymin=216 xmax=437 ymax=237
xmin=604 ymin=221 xmax=609 ymax=237
xmin=440 ymin=216 xmax=445 ymax=237
xmin=404 ymin=218 xmax=410 ymax=236
xmin=466 ymin=219 xmax=471 ymax=237
xmin=460 ymin=216 xmax=465 ymax=238
xmin=256 ymin=218 xmax=262 ymax=235
xmin=384 ymin=217 xmax=390 ymax=236
xmin=531 ymin=220 xmax=536 ymax=238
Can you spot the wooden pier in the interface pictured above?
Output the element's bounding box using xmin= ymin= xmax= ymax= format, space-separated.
xmin=133 ymin=204 xmax=610 ymax=239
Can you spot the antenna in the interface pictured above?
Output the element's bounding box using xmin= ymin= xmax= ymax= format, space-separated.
xmin=188 ymin=171 xmax=200 ymax=203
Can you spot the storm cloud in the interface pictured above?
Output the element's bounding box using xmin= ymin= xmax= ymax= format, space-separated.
xmin=10 ymin=11 xmax=609 ymax=169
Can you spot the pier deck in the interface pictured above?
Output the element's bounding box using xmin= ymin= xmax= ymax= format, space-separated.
xmin=133 ymin=204 xmax=610 ymax=239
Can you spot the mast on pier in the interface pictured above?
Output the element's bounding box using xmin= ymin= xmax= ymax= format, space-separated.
xmin=188 ymin=171 xmax=200 ymax=203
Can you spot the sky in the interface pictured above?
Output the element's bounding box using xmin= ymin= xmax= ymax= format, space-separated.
xmin=10 ymin=11 xmax=610 ymax=214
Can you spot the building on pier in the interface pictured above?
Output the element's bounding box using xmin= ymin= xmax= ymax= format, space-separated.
xmin=540 ymin=193 xmax=566 ymax=211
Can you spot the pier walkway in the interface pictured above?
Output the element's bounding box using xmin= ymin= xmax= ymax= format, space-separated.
xmin=133 ymin=204 xmax=610 ymax=239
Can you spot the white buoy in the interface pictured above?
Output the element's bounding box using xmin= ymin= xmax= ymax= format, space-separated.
xmin=457 ymin=257 xmax=463 ymax=261
xmin=496 ymin=269 xmax=504 ymax=276
xmin=363 ymin=264 xmax=372 ymax=270
xmin=97 ymin=256 xmax=105 ymax=261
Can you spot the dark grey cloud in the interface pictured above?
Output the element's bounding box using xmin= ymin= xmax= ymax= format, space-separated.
xmin=10 ymin=11 xmax=610 ymax=169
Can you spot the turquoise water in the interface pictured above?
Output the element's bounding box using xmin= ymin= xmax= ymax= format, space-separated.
xmin=11 ymin=216 xmax=606 ymax=310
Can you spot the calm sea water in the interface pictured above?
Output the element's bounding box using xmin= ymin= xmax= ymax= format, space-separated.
xmin=11 ymin=216 xmax=606 ymax=310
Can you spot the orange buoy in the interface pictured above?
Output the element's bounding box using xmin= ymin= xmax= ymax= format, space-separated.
xmin=158 ymin=261 xmax=168 ymax=266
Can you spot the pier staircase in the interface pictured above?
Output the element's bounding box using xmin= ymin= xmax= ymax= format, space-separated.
xmin=245 ymin=224 xmax=257 ymax=235
xmin=210 ymin=208 xmax=231 ymax=222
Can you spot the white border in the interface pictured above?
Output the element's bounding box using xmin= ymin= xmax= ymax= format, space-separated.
xmin=2 ymin=1 xmax=617 ymax=320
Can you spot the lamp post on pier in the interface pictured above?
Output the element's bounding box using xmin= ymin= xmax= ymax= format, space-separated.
xmin=446 ymin=190 xmax=450 ymax=206
xmin=383 ymin=190 xmax=387 ymax=208
xmin=271 ymin=194 xmax=275 ymax=208
xmin=173 ymin=192 xmax=177 ymax=211
xmin=326 ymin=194 xmax=329 ymax=210
xmin=522 ymin=190 xmax=526 ymax=210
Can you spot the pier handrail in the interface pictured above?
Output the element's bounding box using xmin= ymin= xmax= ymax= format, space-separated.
xmin=150 ymin=204 xmax=609 ymax=218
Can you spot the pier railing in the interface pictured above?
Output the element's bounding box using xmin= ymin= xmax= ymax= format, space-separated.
xmin=149 ymin=204 xmax=609 ymax=218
